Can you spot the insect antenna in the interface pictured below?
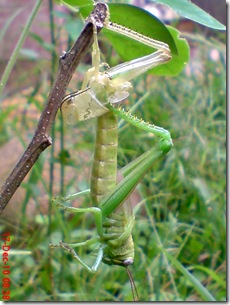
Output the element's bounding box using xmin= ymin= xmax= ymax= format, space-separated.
xmin=126 ymin=266 xmax=139 ymax=301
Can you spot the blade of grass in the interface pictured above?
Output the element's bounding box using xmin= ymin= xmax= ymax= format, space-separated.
xmin=189 ymin=265 xmax=226 ymax=289
xmin=0 ymin=0 xmax=43 ymax=95
xmin=0 ymin=7 xmax=24 ymax=42
xmin=160 ymin=248 xmax=216 ymax=301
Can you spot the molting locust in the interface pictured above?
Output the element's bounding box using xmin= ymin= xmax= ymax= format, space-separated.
xmin=50 ymin=5 xmax=173 ymax=300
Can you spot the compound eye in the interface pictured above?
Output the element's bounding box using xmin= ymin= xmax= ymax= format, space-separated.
xmin=123 ymin=258 xmax=134 ymax=266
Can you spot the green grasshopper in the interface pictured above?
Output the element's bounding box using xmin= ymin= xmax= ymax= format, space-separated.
xmin=50 ymin=11 xmax=173 ymax=299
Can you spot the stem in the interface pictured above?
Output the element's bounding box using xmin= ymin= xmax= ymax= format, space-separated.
xmin=47 ymin=0 xmax=57 ymax=300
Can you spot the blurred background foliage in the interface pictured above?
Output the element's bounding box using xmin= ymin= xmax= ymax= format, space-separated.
xmin=0 ymin=0 xmax=226 ymax=301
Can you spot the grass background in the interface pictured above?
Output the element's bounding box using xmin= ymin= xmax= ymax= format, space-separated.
xmin=0 ymin=0 xmax=226 ymax=301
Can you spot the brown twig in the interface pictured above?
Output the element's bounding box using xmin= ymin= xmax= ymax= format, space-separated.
xmin=0 ymin=2 xmax=108 ymax=215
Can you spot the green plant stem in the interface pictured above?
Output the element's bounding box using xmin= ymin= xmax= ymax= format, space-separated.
xmin=48 ymin=0 xmax=57 ymax=300
xmin=48 ymin=0 xmax=56 ymax=208
xmin=0 ymin=0 xmax=43 ymax=96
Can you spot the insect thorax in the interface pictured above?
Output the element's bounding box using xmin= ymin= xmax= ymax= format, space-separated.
xmin=89 ymin=70 xmax=132 ymax=106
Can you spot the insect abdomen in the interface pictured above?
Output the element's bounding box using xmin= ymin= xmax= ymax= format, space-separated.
xmin=90 ymin=112 xmax=118 ymax=204
xmin=90 ymin=111 xmax=135 ymax=267
xmin=102 ymin=210 xmax=135 ymax=266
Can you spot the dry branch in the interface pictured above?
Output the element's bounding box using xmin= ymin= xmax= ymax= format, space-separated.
xmin=0 ymin=3 xmax=108 ymax=215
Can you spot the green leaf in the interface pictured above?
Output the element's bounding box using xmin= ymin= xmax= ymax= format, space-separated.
xmin=101 ymin=4 xmax=189 ymax=76
xmin=151 ymin=26 xmax=190 ymax=76
xmin=29 ymin=32 xmax=55 ymax=52
xmin=80 ymin=3 xmax=177 ymax=53
xmin=108 ymin=3 xmax=178 ymax=53
xmin=64 ymin=17 xmax=84 ymax=40
xmin=151 ymin=0 xmax=226 ymax=30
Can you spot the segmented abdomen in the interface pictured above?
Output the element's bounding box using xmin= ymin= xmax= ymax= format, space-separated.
xmin=90 ymin=110 xmax=135 ymax=266
xmin=90 ymin=111 xmax=118 ymax=205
